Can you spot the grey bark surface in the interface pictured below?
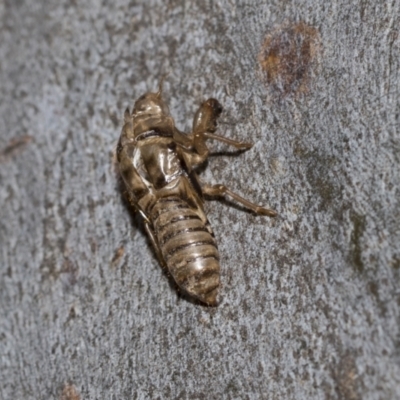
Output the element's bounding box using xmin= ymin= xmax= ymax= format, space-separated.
xmin=1 ymin=1 xmax=399 ymax=399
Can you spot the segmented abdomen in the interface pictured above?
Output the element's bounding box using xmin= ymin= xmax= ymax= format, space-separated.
xmin=150 ymin=197 xmax=220 ymax=305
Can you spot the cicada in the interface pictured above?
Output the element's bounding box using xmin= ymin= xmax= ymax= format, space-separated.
xmin=117 ymin=81 xmax=276 ymax=306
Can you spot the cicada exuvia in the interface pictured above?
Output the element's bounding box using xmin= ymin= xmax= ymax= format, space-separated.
xmin=117 ymin=81 xmax=276 ymax=306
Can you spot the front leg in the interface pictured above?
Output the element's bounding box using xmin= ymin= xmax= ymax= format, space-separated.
xmin=193 ymin=98 xmax=253 ymax=150
xmin=178 ymin=98 xmax=254 ymax=169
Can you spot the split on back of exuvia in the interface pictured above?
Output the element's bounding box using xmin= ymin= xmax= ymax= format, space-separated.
xmin=116 ymin=79 xmax=277 ymax=306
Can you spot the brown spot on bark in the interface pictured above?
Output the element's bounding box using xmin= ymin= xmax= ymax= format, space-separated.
xmin=258 ymin=22 xmax=321 ymax=97
xmin=111 ymin=245 xmax=125 ymax=267
xmin=60 ymin=383 xmax=80 ymax=400
xmin=332 ymin=353 xmax=361 ymax=400
xmin=0 ymin=135 xmax=33 ymax=163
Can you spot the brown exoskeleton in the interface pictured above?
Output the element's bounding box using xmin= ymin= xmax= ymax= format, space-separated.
xmin=117 ymin=81 xmax=277 ymax=306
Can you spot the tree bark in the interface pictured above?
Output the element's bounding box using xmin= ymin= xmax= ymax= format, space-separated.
xmin=1 ymin=1 xmax=399 ymax=399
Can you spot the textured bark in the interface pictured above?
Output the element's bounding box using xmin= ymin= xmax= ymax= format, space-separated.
xmin=1 ymin=1 xmax=399 ymax=399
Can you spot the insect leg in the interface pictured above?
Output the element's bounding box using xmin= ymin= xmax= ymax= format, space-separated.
xmin=178 ymin=98 xmax=254 ymax=168
xmin=202 ymin=183 xmax=277 ymax=217
xmin=201 ymin=131 xmax=253 ymax=150
xmin=191 ymin=98 xmax=253 ymax=161
xmin=144 ymin=221 xmax=167 ymax=267
xmin=192 ymin=98 xmax=253 ymax=150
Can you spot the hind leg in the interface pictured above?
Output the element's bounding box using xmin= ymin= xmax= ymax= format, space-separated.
xmin=202 ymin=183 xmax=277 ymax=217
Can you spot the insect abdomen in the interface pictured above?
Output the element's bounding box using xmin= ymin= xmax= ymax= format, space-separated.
xmin=150 ymin=197 xmax=220 ymax=305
